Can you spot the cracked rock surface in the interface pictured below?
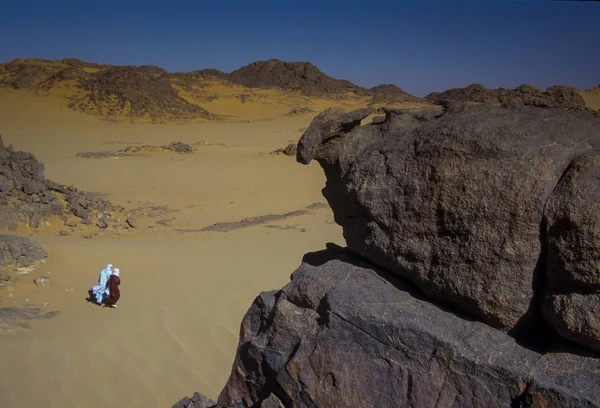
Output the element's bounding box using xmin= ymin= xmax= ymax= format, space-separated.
xmin=297 ymin=103 xmax=600 ymax=337
xmin=215 ymin=247 xmax=600 ymax=408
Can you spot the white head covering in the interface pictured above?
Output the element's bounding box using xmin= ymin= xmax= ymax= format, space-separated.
xmin=113 ymin=268 xmax=120 ymax=277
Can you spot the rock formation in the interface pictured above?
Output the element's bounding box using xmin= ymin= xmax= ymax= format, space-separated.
xmin=214 ymin=246 xmax=600 ymax=408
xmin=174 ymin=103 xmax=600 ymax=407
xmin=369 ymin=84 xmax=425 ymax=105
xmin=425 ymin=84 xmax=599 ymax=117
xmin=0 ymin=134 xmax=123 ymax=230
xmin=296 ymin=103 xmax=600 ymax=339
xmin=543 ymin=152 xmax=600 ymax=353
xmin=222 ymin=59 xmax=366 ymax=97
xmin=0 ymin=235 xmax=46 ymax=270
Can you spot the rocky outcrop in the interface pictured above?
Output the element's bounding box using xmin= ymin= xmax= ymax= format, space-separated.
xmin=543 ymin=152 xmax=600 ymax=352
xmin=270 ymin=144 xmax=297 ymax=157
xmin=425 ymin=84 xmax=584 ymax=107
xmin=0 ymin=235 xmax=46 ymax=291
xmin=425 ymin=84 xmax=599 ymax=117
xmin=171 ymin=392 xmax=217 ymax=408
xmin=71 ymin=66 xmax=211 ymax=122
xmin=0 ymin=134 xmax=123 ymax=231
xmin=296 ymin=104 xmax=600 ymax=344
xmin=0 ymin=235 xmax=46 ymax=270
xmin=369 ymin=84 xmax=425 ymax=105
xmin=175 ymin=103 xmax=600 ymax=407
xmin=224 ymin=59 xmax=366 ymax=97
xmin=179 ymin=247 xmax=600 ymax=408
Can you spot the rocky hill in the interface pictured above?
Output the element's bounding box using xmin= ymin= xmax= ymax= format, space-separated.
xmin=217 ymin=59 xmax=366 ymax=96
xmin=369 ymin=84 xmax=424 ymax=105
xmin=174 ymin=103 xmax=600 ymax=407
xmin=425 ymin=83 xmax=599 ymax=116
xmin=587 ymin=85 xmax=600 ymax=95
xmin=0 ymin=59 xmax=212 ymax=123
xmin=0 ymin=134 xmax=129 ymax=232
xmin=0 ymin=58 xmax=428 ymax=122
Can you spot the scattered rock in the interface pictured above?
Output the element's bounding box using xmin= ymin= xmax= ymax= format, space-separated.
xmin=78 ymin=142 xmax=194 ymax=159
xmin=64 ymin=220 xmax=78 ymax=228
xmin=287 ymin=107 xmax=315 ymax=116
xmin=97 ymin=215 xmax=111 ymax=229
xmin=33 ymin=275 xmax=50 ymax=287
xmin=56 ymin=230 xmax=69 ymax=236
xmin=156 ymin=218 xmax=175 ymax=227
xmin=164 ymin=142 xmax=193 ymax=154
xmin=81 ymin=218 xmax=93 ymax=225
xmin=121 ymin=142 xmax=193 ymax=155
xmin=0 ymin=306 xmax=59 ymax=335
xmin=126 ymin=216 xmax=137 ymax=228
xmin=0 ymin=270 xmax=15 ymax=291
xmin=270 ymin=143 xmax=297 ymax=156
xmin=0 ymin=135 xmax=119 ymax=231
xmin=83 ymin=233 xmax=96 ymax=240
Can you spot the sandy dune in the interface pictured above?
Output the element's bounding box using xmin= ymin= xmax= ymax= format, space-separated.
xmin=0 ymin=90 xmax=344 ymax=407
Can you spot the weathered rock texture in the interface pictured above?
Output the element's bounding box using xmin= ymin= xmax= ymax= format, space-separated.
xmin=0 ymin=134 xmax=123 ymax=231
xmin=209 ymin=247 xmax=600 ymax=408
xmin=369 ymin=84 xmax=425 ymax=105
xmin=171 ymin=392 xmax=218 ymax=408
xmin=222 ymin=59 xmax=366 ymax=97
xmin=425 ymin=84 xmax=599 ymax=117
xmin=174 ymin=104 xmax=600 ymax=407
xmin=0 ymin=235 xmax=46 ymax=270
xmin=425 ymin=84 xmax=582 ymax=108
xmin=296 ymin=104 xmax=600 ymax=343
xmin=543 ymin=152 xmax=600 ymax=352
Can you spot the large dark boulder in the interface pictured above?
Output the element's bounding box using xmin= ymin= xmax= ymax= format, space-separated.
xmin=543 ymin=152 xmax=600 ymax=352
xmin=171 ymin=392 xmax=218 ymax=408
xmin=214 ymin=247 xmax=600 ymax=408
xmin=296 ymin=104 xmax=600 ymax=333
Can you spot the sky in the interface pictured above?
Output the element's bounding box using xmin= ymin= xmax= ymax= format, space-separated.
xmin=0 ymin=0 xmax=598 ymax=96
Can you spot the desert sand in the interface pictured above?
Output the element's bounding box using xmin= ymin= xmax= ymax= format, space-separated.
xmin=0 ymin=90 xmax=350 ymax=407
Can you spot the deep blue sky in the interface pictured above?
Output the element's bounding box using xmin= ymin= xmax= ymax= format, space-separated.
xmin=0 ymin=0 xmax=598 ymax=96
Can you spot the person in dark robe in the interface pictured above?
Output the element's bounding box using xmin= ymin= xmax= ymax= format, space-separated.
xmin=105 ymin=268 xmax=121 ymax=308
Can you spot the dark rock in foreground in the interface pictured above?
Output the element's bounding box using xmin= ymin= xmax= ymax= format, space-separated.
xmin=171 ymin=392 xmax=218 ymax=408
xmin=543 ymin=152 xmax=600 ymax=352
xmin=296 ymin=104 xmax=600 ymax=338
xmin=193 ymin=247 xmax=599 ymax=408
